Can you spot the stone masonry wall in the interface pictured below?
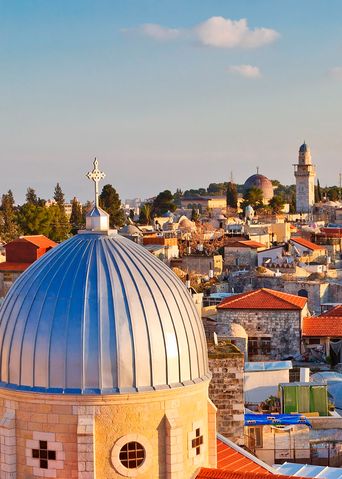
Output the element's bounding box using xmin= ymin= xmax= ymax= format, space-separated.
xmin=216 ymin=309 xmax=303 ymax=360
xmin=0 ymin=381 xmax=215 ymax=479
xmin=208 ymin=343 xmax=244 ymax=446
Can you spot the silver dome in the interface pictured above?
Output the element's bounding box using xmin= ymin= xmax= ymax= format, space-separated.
xmin=0 ymin=232 xmax=209 ymax=394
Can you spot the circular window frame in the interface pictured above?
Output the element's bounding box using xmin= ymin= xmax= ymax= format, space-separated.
xmin=111 ymin=434 xmax=152 ymax=477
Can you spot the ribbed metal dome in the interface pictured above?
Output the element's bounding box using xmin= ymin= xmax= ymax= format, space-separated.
xmin=0 ymin=232 xmax=209 ymax=394
xmin=244 ymin=174 xmax=274 ymax=202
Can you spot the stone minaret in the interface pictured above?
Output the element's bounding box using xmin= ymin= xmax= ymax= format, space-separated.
xmin=294 ymin=142 xmax=316 ymax=213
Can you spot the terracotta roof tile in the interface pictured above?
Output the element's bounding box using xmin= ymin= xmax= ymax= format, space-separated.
xmin=216 ymin=439 xmax=271 ymax=474
xmin=321 ymin=305 xmax=342 ymax=317
xmin=302 ymin=316 xmax=342 ymax=337
xmin=290 ymin=237 xmax=325 ymax=251
xmin=217 ymin=288 xmax=307 ymax=311
xmin=0 ymin=262 xmax=31 ymax=272
xmin=235 ymin=240 xmax=267 ymax=249
xmin=5 ymin=235 xmax=57 ymax=249
xmin=196 ymin=469 xmax=308 ymax=479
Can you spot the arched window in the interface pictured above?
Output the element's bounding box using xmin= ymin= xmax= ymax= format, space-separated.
xmin=298 ymin=289 xmax=308 ymax=298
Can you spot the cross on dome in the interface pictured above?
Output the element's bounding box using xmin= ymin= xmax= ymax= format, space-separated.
xmin=86 ymin=158 xmax=106 ymax=207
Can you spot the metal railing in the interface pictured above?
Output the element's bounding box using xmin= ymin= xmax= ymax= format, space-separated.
xmin=255 ymin=447 xmax=342 ymax=467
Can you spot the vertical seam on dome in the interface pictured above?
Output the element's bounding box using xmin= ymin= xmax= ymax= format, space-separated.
xmin=105 ymin=241 xmax=137 ymax=391
xmin=111 ymin=239 xmax=155 ymax=389
xmin=101 ymin=240 xmax=118 ymax=391
xmin=55 ymin=238 xmax=91 ymax=391
xmin=96 ymin=239 xmax=103 ymax=392
xmin=45 ymin=238 xmax=86 ymax=390
xmin=30 ymin=238 xmax=84 ymax=389
xmin=82 ymin=239 xmax=96 ymax=392
xmin=127 ymin=238 xmax=207 ymax=380
xmin=2 ymin=237 xmax=79 ymax=387
xmin=118 ymin=239 xmax=186 ymax=384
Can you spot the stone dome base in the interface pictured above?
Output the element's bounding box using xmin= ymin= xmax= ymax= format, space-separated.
xmin=0 ymin=380 xmax=216 ymax=479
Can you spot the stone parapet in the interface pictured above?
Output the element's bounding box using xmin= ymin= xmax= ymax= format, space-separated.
xmin=208 ymin=341 xmax=244 ymax=445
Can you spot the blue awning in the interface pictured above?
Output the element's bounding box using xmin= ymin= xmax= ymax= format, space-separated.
xmin=245 ymin=413 xmax=312 ymax=428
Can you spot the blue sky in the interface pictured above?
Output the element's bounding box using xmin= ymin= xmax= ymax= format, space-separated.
xmin=1 ymin=0 xmax=342 ymax=203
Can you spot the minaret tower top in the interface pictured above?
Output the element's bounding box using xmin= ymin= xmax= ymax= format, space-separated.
xmin=294 ymin=142 xmax=316 ymax=213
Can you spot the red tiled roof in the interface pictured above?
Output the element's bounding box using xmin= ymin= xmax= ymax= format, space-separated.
xmin=321 ymin=227 xmax=342 ymax=237
xmin=302 ymin=316 xmax=342 ymax=337
xmin=321 ymin=305 xmax=342 ymax=317
xmin=0 ymin=262 xmax=31 ymax=272
xmin=216 ymin=439 xmax=271 ymax=474
xmin=5 ymin=235 xmax=57 ymax=249
xmin=290 ymin=237 xmax=325 ymax=251
xmin=196 ymin=469 xmax=308 ymax=479
xmin=236 ymin=240 xmax=266 ymax=249
xmin=217 ymin=288 xmax=307 ymax=311
xmin=21 ymin=235 xmax=57 ymax=248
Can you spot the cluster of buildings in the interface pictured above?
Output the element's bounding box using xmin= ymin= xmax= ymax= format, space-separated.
xmin=0 ymin=150 xmax=342 ymax=478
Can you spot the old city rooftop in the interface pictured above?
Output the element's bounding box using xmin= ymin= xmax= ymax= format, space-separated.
xmin=290 ymin=237 xmax=326 ymax=251
xmin=303 ymin=306 xmax=342 ymax=337
xmin=217 ymin=288 xmax=307 ymax=311
xmin=196 ymin=470 xmax=310 ymax=479
xmin=216 ymin=436 xmax=273 ymax=474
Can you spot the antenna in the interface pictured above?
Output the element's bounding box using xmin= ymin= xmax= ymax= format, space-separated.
xmin=256 ymin=166 xmax=260 ymax=174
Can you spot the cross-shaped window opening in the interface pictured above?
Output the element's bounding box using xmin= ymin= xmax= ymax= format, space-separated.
xmin=191 ymin=428 xmax=203 ymax=456
xmin=32 ymin=440 xmax=56 ymax=469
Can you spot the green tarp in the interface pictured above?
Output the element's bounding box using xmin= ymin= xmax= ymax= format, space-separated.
xmin=281 ymin=384 xmax=328 ymax=416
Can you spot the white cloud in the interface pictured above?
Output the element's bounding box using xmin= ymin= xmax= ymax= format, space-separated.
xmin=329 ymin=67 xmax=342 ymax=79
xmin=123 ymin=23 xmax=181 ymax=41
xmin=195 ymin=17 xmax=279 ymax=49
xmin=124 ymin=16 xmax=279 ymax=49
xmin=228 ymin=64 xmax=261 ymax=78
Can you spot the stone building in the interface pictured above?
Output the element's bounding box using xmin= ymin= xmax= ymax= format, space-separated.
xmin=171 ymin=254 xmax=223 ymax=277
xmin=224 ymin=240 xmax=266 ymax=270
xmin=0 ymin=161 xmax=217 ymax=479
xmin=208 ymin=341 xmax=244 ymax=446
xmin=290 ymin=237 xmax=327 ymax=264
xmin=254 ymin=275 xmax=330 ymax=316
xmin=216 ymin=288 xmax=308 ymax=361
xmin=294 ymin=142 xmax=316 ymax=213
xmin=0 ymin=235 xmax=56 ymax=297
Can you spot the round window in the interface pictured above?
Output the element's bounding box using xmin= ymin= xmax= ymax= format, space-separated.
xmin=119 ymin=441 xmax=145 ymax=469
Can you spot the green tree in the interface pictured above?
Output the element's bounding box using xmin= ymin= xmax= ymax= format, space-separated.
xmin=289 ymin=193 xmax=296 ymax=214
xmin=269 ymin=195 xmax=285 ymax=214
xmin=191 ymin=207 xmax=199 ymax=221
xmin=26 ymin=187 xmax=38 ymax=205
xmin=17 ymin=203 xmax=52 ymax=237
xmin=70 ymin=197 xmax=84 ymax=233
xmin=327 ymin=186 xmax=339 ymax=201
xmin=152 ymin=190 xmax=176 ymax=216
xmin=139 ymin=203 xmax=152 ymax=225
xmin=208 ymin=183 xmax=226 ymax=195
xmin=99 ymin=184 xmax=125 ymax=228
xmin=53 ymin=182 xmax=65 ymax=206
xmin=315 ymin=179 xmax=323 ymax=203
xmin=49 ymin=205 xmax=70 ymax=242
xmin=226 ymin=182 xmax=238 ymax=209
xmin=82 ymin=201 xmax=93 ymax=224
xmin=241 ymin=187 xmax=264 ymax=210
xmin=173 ymin=188 xmax=183 ymax=207
xmin=0 ymin=190 xmax=19 ymax=243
